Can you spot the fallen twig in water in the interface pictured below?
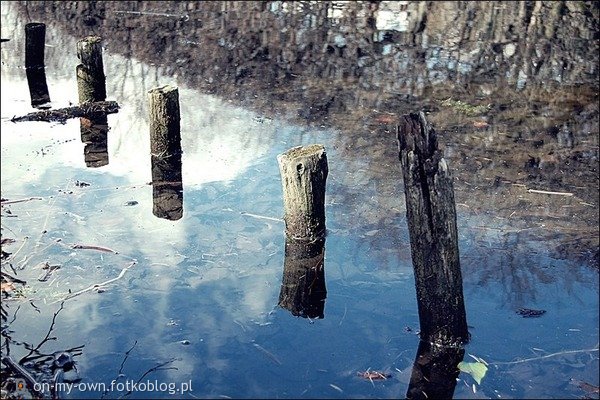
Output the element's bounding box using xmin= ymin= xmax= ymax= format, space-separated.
xmin=50 ymin=261 xmax=137 ymax=304
xmin=20 ymin=302 xmax=65 ymax=363
xmin=491 ymin=346 xmax=599 ymax=366
xmin=1 ymin=197 xmax=43 ymax=205
xmin=11 ymin=101 xmax=119 ymax=123
xmin=527 ymin=188 xmax=574 ymax=196
xmin=71 ymin=244 xmax=118 ymax=254
xmin=240 ymin=212 xmax=283 ymax=222
xmin=253 ymin=343 xmax=282 ymax=365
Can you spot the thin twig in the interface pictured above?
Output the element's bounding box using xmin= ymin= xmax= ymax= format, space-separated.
xmin=491 ymin=346 xmax=599 ymax=366
xmin=120 ymin=358 xmax=179 ymax=398
xmin=50 ymin=261 xmax=137 ymax=304
xmin=527 ymin=189 xmax=574 ymax=196
xmin=19 ymin=302 xmax=65 ymax=363
xmin=0 ymin=197 xmax=43 ymax=205
xmin=72 ymin=244 xmax=118 ymax=254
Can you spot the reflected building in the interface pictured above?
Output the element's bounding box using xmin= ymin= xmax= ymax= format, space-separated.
xmin=278 ymin=237 xmax=327 ymax=319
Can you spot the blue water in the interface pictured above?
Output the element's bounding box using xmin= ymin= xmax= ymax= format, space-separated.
xmin=1 ymin=6 xmax=598 ymax=399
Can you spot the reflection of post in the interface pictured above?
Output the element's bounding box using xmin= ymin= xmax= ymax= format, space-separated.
xmin=279 ymin=237 xmax=327 ymax=318
xmin=406 ymin=340 xmax=465 ymax=400
xmin=76 ymin=36 xmax=106 ymax=103
xmin=80 ymin=115 xmax=108 ymax=167
xmin=397 ymin=112 xmax=469 ymax=346
xmin=277 ymin=144 xmax=328 ymax=241
xmin=25 ymin=23 xmax=50 ymax=108
xmin=25 ymin=62 xmax=51 ymax=109
xmin=148 ymin=85 xmax=183 ymax=220
xmin=151 ymin=153 xmax=183 ymax=220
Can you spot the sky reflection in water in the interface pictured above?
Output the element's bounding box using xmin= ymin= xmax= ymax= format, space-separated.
xmin=1 ymin=5 xmax=598 ymax=399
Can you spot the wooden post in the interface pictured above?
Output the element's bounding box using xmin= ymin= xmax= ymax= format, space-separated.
xmin=76 ymin=36 xmax=106 ymax=103
xmin=25 ymin=22 xmax=50 ymax=108
xmin=278 ymin=237 xmax=327 ymax=318
xmin=277 ymin=144 xmax=328 ymax=241
xmin=397 ymin=111 xmax=469 ymax=346
xmin=25 ymin=23 xmax=45 ymax=69
xmin=148 ymin=85 xmax=182 ymax=159
xmin=148 ymin=85 xmax=183 ymax=220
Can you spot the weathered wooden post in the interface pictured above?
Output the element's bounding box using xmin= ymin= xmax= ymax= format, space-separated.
xmin=278 ymin=237 xmax=327 ymax=318
xmin=24 ymin=23 xmax=50 ymax=108
xmin=277 ymin=144 xmax=328 ymax=241
xmin=76 ymin=36 xmax=106 ymax=103
xmin=148 ymin=85 xmax=183 ymax=220
xmin=397 ymin=111 xmax=469 ymax=346
xmin=25 ymin=22 xmax=46 ymax=69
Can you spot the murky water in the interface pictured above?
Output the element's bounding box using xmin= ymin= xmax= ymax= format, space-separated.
xmin=1 ymin=2 xmax=598 ymax=399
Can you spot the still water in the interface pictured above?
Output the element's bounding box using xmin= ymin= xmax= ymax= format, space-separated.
xmin=1 ymin=2 xmax=598 ymax=399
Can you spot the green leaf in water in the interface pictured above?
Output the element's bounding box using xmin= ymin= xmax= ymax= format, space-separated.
xmin=458 ymin=361 xmax=488 ymax=385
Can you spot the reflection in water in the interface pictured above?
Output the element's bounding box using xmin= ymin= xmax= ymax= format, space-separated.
xmin=151 ymin=153 xmax=183 ymax=220
xmin=278 ymin=237 xmax=326 ymax=319
xmin=25 ymin=67 xmax=51 ymax=109
xmin=80 ymin=115 xmax=109 ymax=167
xmin=406 ymin=340 xmax=465 ymax=400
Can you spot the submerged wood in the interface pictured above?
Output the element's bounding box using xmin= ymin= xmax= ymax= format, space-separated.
xmin=397 ymin=111 xmax=468 ymax=346
xmin=11 ymin=101 xmax=119 ymax=123
xmin=277 ymin=144 xmax=328 ymax=241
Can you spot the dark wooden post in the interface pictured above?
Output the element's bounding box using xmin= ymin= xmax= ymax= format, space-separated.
xmin=397 ymin=111 xmax=469 ymax=346
xmin=76 ymin=36 xmax=106 ymax=103
xmin=25 ymin=23 xmax=50 ymax=108
xmin=277 ymin=144 xmax=328 ymax=241
xmin=148 ymin=85 xmax=183 ymax=220
xmin=278 ymin=237 xmax=327 ymax=318
xmin=25 ymin=23 xmax=45 ymax=69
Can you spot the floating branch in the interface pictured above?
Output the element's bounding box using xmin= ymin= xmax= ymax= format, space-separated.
xmin=11 ymin=101 xmax=119 ymax=123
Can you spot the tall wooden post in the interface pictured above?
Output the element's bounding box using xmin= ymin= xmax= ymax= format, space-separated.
xmin=397 ymin=112 xmax=468 ymax=346
xmin=148 ymin=85 xmax=183 ymax=220
xmin=76 ymin=36 xmax=106 ymax=103
xmin=277 ymin=144 xmax=328 ymax=241
xmin=25 ymin=23 xmax=50 ymax=108
xmin=25 ymin=23 xmax=45 ymax=69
